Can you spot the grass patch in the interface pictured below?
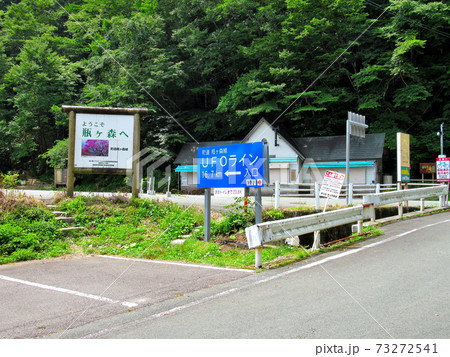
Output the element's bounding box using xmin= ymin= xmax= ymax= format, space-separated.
xmin=1 ymin=193 xmax=384 ymax=269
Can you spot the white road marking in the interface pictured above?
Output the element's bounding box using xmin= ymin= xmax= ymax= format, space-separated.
xmin=97 ymin=255 xmax=253 ymax=273
xmin=80 ymin=219 xmax=450 ymax=338
xmin=0 ymin=275 xmax=138 ymax=308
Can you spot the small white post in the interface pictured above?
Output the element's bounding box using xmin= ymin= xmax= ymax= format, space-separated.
xmin=255 ymin=247 xmax=262 ymax=268
xmin=376 ymin=183 xmax=381 ymax=194
xmin=398 ymin=201 xmax=404 ymax=216
xmin=420 ymin=198 xmax=425 ymax=212
xmin=315 ymin=182 xmax=320 ymax=210
xmin=274 ymin=181 xmax=280 ymax=209
xmin=312 ymin=231 xmax=320 ymax=250
xmin=357 ymin=220 xmax=363 ymax=234
xmin=348 ymin=183 xmax=353 ymax=205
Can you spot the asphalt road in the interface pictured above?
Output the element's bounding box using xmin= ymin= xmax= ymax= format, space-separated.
xmin=0 ymin=256 xmax=252 ymax=338
xmin=47 ymin=211 xmax=449 ymax=339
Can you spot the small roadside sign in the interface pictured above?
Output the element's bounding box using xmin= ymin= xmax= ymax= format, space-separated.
xmin=213 ymin=188 xmax=245 ymax=197
xmin=419 ymin=163 xmax=436 ymax=174
xmin=436 ymin=157 xmax=450 ymax=182
xmin=320 ymin=170 xmax=345 ymax=199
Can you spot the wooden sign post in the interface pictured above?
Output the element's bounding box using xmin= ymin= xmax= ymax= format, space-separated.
xmin=62 ymin=106 xmax=148 ymax=198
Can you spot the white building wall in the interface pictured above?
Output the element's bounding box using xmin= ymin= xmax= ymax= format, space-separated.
xmin=243 ymin=121 xmax=299 ymax=160
xmin=244 ymin=120 xmax=300 ymax=184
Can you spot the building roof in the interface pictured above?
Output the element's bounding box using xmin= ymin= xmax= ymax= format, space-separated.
xmin=294 ymin=133 xmax=385 ymax=161
xmin=242 ymin=118 xmax=306 ymax=160
xmin=174 ymin=141 xmax=240 ymax=164
xmin=174 ymin=121 xmax=385 ymax=165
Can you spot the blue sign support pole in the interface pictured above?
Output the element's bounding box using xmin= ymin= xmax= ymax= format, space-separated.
xmin=204 ymin=188 xmax=211 ymax=242
xmin=254 ymin=186 xmax=262 ymax=268
xmin=254 ymin=139 xmax=268 ymax=268
xmin=197 ymin=140 xmax=269 ymax=251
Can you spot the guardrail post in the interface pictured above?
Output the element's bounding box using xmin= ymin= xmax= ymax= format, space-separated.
xmin=420 ymin=198 xmax=425 ymax=212
xmin=274 ymin=181 xmax=280 ymax=209
xmin=312 ymin=231 xmax=320 ymax=250
xmin=376 ymin=183 xmax=380 ymax=194
xmin=398 ymin=201 xmax=403 ymax=216
xmin=357 ymin=220 xmax=363 ymax=234
xmin=315 ymin=182 xmax=320 ymax=210
xmin=348 ymin=183 xmax=353 ymax=205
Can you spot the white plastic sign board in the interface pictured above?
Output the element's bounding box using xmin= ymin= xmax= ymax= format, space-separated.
xmin=320 ymin=170 xmax=345 ymax=199
xmin=436 ymin=157 xmax=450 ymax=183
xmin=214 ymin=188 xmax=246 ymax=197
xmin=74 ymin=113 xmax=134 ymax=170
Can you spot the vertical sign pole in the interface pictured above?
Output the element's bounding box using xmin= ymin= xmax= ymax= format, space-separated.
xmin=67 ymin=110 xmax=76 ymax=198
xmin=254 ymin=139 xmax=268 ymax=268
xmin=254 ymin=187 xmax=262 ymax=268
xmin=131 ymin=113 xmax=140 ymax=199
xmin=345 ymin=113 xmax=351 ymax=204
xmin=204 ymin=188 xmax=211 ymax=242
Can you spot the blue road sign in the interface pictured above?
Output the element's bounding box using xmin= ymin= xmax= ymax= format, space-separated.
xmin=197 ymin=142 xmax=265 ymax=188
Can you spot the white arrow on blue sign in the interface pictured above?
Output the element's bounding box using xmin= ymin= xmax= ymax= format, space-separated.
xmin=197 ymin=142 xmax=265 ymax=188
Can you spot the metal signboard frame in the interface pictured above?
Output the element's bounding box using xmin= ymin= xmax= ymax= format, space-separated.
xmin=197 ymin=142 xmax=267 ymax=189
xmin=197 ymin=140 xmax=269 ymax=267
xmin=346 ymin=111 xmax=368 ymax=203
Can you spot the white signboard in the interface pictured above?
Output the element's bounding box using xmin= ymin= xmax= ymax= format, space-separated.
xmin=74 ymin=113 xmax=134 ymax=170
xmin=436 ymin=157 xmax=450 ymax=183
xmin=214 ymin=187 xmax=246 ymax=197
xmin=320 ymin=170 xmax=345 ymax=199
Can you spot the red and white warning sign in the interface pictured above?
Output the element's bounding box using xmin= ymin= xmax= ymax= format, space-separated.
xmin=319 ymin=170 xmax=346 ymax=199
xmin=436 ymin=157 xmax=450 ymax=183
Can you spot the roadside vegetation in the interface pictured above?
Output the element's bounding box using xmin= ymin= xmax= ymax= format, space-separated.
xmin=0 ymin=192 xmax=382 ymax=268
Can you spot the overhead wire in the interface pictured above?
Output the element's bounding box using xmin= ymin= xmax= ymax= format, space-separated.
xmin=364 ymin=0 xmax=450 ymax=39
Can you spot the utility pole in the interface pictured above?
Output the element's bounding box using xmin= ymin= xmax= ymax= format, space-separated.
xmin=437 ymin=122 xmax=444 ymax=156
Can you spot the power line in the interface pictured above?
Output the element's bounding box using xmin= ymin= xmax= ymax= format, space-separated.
xmin=53 ymin=0 xmax=200 ymax=144
xmin=364 ymin=0 xmax=450 ymax=39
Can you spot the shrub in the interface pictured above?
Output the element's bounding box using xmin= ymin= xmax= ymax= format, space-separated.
xmin=0 ymin=171 xmax=20 ymax=189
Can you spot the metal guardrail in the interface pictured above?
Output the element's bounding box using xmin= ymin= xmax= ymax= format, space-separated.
xmin=278 ymin=182 xmax=439 ymax=198
xmin=248 ymin=185 xmax=449 ymax=267
xmin=363 ymin=185 xmax=448 ymax=207
xmin=246 ymin=204 xmax=375 ymax=249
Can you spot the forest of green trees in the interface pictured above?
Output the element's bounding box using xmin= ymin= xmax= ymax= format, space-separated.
xmin=0 ymin=0 xmax=449 ymax=179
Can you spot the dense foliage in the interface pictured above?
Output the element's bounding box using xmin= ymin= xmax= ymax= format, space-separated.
xmin=1 ymin=0 xmax=449 ymax=177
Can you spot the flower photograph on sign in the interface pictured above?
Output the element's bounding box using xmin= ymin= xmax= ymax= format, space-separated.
xmin=81 ymin=139 xmax=109 ymax=157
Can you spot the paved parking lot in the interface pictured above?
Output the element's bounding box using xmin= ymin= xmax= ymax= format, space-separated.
xmin=0 ymin=255 xmax=252 ymax=338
